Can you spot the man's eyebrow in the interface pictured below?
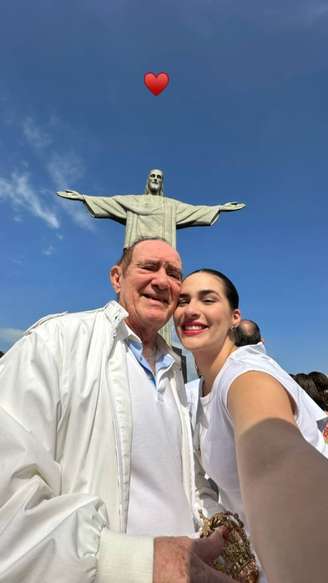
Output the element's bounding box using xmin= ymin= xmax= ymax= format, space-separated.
xmin=137 ymin=260 xmax=182 ymax=275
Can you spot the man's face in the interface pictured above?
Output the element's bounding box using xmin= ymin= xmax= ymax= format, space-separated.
xmin=111 ymin=240 xmax=182 ymax=336
xmin=147 ymin=169 xmax=163 ymax=195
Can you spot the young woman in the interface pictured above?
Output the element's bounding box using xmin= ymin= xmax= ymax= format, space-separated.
xmin=174 ymin=268 xmax=328 ymax=583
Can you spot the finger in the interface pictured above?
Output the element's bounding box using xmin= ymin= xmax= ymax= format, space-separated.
xmin=202 ymin=563 xmax=241 ymax=583
xmin=192 ymin=527 xmax=226 ymax=564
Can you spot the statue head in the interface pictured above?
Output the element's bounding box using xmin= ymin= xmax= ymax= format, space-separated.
xmin=144 ymin=169 xmax=164 ymax=196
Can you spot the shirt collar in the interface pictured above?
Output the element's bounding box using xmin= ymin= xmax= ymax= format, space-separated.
xmin=125 ymin=325 xmax=178 ymax=375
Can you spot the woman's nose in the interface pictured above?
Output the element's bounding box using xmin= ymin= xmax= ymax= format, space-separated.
xmin=183 ymin=300 xmax=200 ymax=317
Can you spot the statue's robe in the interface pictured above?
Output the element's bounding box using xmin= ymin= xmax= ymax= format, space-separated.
xmin=79 ymin=194 xmax=244 ymax=248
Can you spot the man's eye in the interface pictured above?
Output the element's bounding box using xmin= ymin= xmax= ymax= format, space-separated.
xmin=168 ymin=271 xmax=182 ymax=280
xmin=203 ymin=298 xmax=215 ymax=304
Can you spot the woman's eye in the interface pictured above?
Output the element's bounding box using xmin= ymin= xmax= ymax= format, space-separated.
xmin=177 ymin=298 xmax=188 ymax=306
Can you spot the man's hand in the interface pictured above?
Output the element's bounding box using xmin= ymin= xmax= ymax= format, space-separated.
xmin=153 ymin=529 xmax=238 ymax=582
xmin=56 ymin=189 xmax=84 ymax=200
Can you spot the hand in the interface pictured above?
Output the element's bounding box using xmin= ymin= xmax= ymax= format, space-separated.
xmin=56 ymin=189 xmax=83 ymax=200
xmin=153 ymin=528 xmax=239 ymax=583
xmin=221 ymin=202 xmax=246 ymax=211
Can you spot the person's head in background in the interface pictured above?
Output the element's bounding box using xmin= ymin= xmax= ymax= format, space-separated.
xmin=293 ymin=373 xmax=326 ymax=410
xmin=234 ymin=319 xmax=262 ymax=347
xmin=309 ymin=371 xmax=328 ymax=412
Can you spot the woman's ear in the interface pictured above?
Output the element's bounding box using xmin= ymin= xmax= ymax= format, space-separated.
xmin=232 ymin=309 xmax=241 ymax=329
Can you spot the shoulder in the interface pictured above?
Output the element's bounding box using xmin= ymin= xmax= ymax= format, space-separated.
xmin=216 ymin=344 xmax=290 ymax=407
xmin=23 ymin=301 xmax=127 ymax=342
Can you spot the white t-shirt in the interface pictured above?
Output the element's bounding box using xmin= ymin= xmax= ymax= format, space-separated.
xmin=199 ymin=343 xmax=328 ymax=583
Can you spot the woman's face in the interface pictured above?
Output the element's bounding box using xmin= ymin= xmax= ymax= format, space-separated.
xmin=174 ymin=272 xmax=241 ymax=355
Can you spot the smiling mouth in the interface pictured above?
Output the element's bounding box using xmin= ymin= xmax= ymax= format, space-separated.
xmin=143 ymin=294 xmax=168 ymax=305
xmin=181 ymin=323 xmax=208 ymax=335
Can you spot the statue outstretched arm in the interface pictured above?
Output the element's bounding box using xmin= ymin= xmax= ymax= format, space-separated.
xmin=175 ymin=198 xmax=246 ymax=228
xmin=57 ymin=190 xmax=129 ymax=222
xmin=57 ymin=189 xmax=85 ymax=201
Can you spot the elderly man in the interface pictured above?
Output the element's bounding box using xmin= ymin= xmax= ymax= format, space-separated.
xmin=0 ymin=237 xmax=232 ymax=583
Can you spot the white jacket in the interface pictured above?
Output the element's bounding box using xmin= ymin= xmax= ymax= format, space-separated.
xmin=0 ymin=301 xmax=218 ymax=583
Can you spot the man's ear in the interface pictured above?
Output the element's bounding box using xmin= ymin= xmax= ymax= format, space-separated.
xmin=110 ymin=265 xmax=122 ymax=294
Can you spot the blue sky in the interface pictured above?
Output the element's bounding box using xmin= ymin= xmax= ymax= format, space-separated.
xmin=1 ymin=0 xmax=327 ymax=375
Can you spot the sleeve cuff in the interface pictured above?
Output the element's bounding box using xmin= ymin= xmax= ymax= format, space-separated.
xmin=96 ymin=529 xmax=154 ymax=583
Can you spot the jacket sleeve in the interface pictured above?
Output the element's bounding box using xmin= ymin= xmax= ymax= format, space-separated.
xmin=0 ymin=328 xmax=153 ymax=583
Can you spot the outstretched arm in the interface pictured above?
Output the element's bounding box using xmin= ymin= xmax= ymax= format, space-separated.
xmin=57 ymin=191 xmax=128 ymax=221
xmin=228 ymin=371 xmax=328 ymax=583
xmin=175 ymin=199 xmax=245 ymax=229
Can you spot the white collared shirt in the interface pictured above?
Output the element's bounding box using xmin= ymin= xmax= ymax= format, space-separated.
xmin=125 ymin=331 xmax=194 ymax=536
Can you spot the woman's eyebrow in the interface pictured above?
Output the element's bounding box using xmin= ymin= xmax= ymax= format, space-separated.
xmin=199 ymin=289 xmax=220 ymax=296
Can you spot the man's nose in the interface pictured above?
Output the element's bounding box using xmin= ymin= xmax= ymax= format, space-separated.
xmin=153 ymin=268 xmax=169 ymax=288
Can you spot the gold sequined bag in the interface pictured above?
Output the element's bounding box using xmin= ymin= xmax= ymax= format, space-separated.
xmin=200 ymin=511 xmax=259 ymax=583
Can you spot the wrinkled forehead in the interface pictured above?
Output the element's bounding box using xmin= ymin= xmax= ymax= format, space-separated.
xmin=148 ymin=169 xmax=163 ymax=180
xmin=132 ymin=240 xmax=182 ymax=268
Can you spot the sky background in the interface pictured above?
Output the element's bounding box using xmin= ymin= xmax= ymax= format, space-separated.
xmin=1 ymin=0 xmax=327 ymax=377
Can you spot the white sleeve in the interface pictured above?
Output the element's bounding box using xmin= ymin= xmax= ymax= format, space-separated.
xmin=0 ymin=330 xmax=153 ymax=583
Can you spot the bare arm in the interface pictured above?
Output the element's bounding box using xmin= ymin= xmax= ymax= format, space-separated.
xmin=228 ymin=371 xmax=328 ymax=583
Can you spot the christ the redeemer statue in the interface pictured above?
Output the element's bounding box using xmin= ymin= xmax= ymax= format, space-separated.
xmin=57 ymin=169 xmax=245 ymax=248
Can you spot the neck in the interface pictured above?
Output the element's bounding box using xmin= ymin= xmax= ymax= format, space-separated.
xmin=195 ymin=339 xmax=237 ymax=397
xmin=127 ymin=320 xmax=159 ymax=373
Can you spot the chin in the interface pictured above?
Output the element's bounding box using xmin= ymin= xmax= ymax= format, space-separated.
xmin=144 ymin=311 xmax=168 ymax=327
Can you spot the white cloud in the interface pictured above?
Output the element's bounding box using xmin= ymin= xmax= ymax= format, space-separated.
xmin=0 ymin=327 xmax=25 ymax=351
xmin=42 ymin=244 xmax=55 ymax=256
xmin=45 ymin=150 xmax=95 ymax=231
xmin=58 ymin=199 xmax=96 ymax=231
xmin=47 ymin=152 xmax=85 ymax=188
xmin=22 ymin=117 xmax=52 ymax=150
xmin=2 ymin=113 xmax=92 ymax=231
xmin=0 ymin=172 xmax=60 ymax=229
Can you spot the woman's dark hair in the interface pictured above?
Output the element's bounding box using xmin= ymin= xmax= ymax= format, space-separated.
xmin=294 ymin=373 xmax=326 ymax=409
xmin=185 ymin=268 xmax=239 ymax=310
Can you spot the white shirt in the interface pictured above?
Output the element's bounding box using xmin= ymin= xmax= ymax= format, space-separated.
xmin=185 ymin=378 xmax=201 ymax=430
xmin=199 ymin=343 xmax=328 ymax=583
xmin=126 ymin=336 xmax=194 ymax=536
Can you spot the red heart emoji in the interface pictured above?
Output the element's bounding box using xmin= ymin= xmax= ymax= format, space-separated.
xmin=144 ymin=72 xmax=170 ymax=96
